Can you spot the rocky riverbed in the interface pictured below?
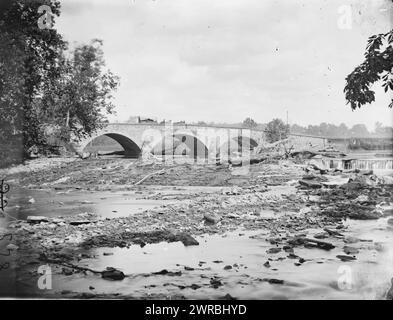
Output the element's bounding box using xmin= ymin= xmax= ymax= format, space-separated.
xmin=1 ymin=157 xmax=393 ymax=299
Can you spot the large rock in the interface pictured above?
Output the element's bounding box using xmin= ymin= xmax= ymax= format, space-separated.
xmin=348 ymin=175 xmax=376 ymax=187
xmin=6 ymin=243 xmax=18 ymax=251
xmin=348 ymin=209 xmax=381 ymax=220
xmin=203 ymin=212 xmax=221 ymax=224
xmin=337 ymin=255 xmax=357 ymax=262
xmin=298 ymin=180 xmax=322 ymax=189
xmin=309 ymin=159 xmax=327 ymax=172
xmin=27 ymin=216 xmax=49 ymax=224
xmin=383 ymin=208 xmax=393 ymax=216
xmin=101 ymin=267 xmax=125 ymax=280
xmin=69 ymin=220 xmax=92 ymax=226
xmin=266 ymin=247 xmax=281 ymax=254
xmin=176 ymin=233 xmax=199 ymax=246
xmin=343 ymin=246 xmax=359 ymax=255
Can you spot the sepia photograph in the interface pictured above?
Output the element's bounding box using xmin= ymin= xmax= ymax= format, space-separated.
xmin=0 ymin=0 xmax=392 ymax=304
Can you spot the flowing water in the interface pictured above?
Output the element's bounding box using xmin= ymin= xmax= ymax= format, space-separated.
xmin=40 ymin=218 xmax=393 ymax=300
xmin=318 ymin=155 xmax=393 ymax=176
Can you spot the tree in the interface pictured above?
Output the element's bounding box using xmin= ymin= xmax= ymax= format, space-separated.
xmin=0 ymin=0 xmax=66 ymax=157
xmin=39 ymin=39 xmax=119 ymax=141
xmin=344 ymin=27 xmax=393 ymax=109
xmin=291 ymin=123 xmax=307 ymax=133
xmin=349 ymin=124 xmax=369 ymax=137
xmin=375 ymin=121 xmax=384 ymax=135
xmin=242 ymin=117 xmax=258 ymax=128
xmin=0 ymin=1 xmax=119 ymax=164
xmin=374 ymin=121 xmax=392 ymax=136
xmin=265 ymin=118 xmax=289 ymax=143
xmin=290 ymin=124 xmax=306 ymax=134
xmin=337 ymin=123 xmax=349 ymax=138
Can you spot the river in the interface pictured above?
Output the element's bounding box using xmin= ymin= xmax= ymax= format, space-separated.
xmin=1 ymin=183 xmax=392 ymax=299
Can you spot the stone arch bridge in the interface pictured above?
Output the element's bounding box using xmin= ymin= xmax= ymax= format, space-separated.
xmin=72 ymin=123 xmax=265 ymax=160
xmin=72 ymin=123 xmax=329 ymax=161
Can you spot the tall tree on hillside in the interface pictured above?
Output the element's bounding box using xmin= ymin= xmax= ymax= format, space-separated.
xmin=344 ymin=2 xmax=393 ymax=109
xmin=265 ymin=118 xmax=289 ymax=143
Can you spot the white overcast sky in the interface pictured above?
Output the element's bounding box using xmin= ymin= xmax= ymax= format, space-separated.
xmin=56 ymin=0 xmax=393 ymax=130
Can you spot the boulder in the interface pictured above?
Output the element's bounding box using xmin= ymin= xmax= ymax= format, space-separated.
xmin=101 ymin=267 xmax=125 ymax=280
xmin=27 ymin=216 xmax=49 ymax=224
xmin=52 ymin=218 xmax=65 ymax=224
xmin=266 ymin=247 xmax=281 ymax=254
xmin=309 ymin=159 xmax=327 ymax=171
xmin=263 ymin=278 xmax=285 ymax=285
xmin=343 ymin=246 xmax=359 ymax=255
xmin=336 ymin=255 xmax=357 ymax=262
xmin=203 ymin=212 xmax=221 ymax=224
xmin=62 ymin=267 xmax=74 ymax=276
xmin=288 ymin=237 xmax=335 ymax=250
xmin=344 ymin=236 xmax=361 ymax=244
xmin=153 ymin=269 xmax=182 ymax=276
xmin=314 ymin=232 xmax=329 ymax=239
xmin=69 ymin=220 xmax=92 ymax=226
xmin=298 ymin=180 xmax=322 ymax=189
xmin=176 ymin=233 xmax=199 ymax=246
xmin=348 ymin=209 xmax=381 ymax=220
xmin=354 ymin=195 xmax=368 ymax=202
xmin=6 ymin=243 xmax=18 ymax=251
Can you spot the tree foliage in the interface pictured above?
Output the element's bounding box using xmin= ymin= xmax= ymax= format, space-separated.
xmin=39 ymin=39 xmax=119 ymax=141
xmin=265 ymin=118 xmax=289 ymax=143
xmin=0 ymin=0 xmax=66 ymax=154
xmin=242 ymin=117 xmax=258 ymax=128
xmin=290 ymin=122 xmax=392 ymax=138
xmin=0 ymin=0 xmax=119 ymax=163
xmin=344 ymin=29 xmax=393 ymax=109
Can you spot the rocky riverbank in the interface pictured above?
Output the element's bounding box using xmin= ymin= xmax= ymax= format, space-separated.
xmin=1 ymin=157 xmax=393 ymax=299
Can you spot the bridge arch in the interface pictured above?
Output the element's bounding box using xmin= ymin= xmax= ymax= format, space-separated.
xmin=82 ymin=133 xmax=141 ymax=158
xmin=216 ymin=136 xmax=258 ymax=157
xmin=151 ymin=132 xmax=209 ymax=158
xmin=236 ymin=136 xmax=258 ymax=150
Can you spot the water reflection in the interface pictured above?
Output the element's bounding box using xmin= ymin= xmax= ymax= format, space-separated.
xmin=53 ymin=220 xmax=393 ymax=300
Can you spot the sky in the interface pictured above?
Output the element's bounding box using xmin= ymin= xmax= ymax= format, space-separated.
xmin=55 ymin=0 xmax=393 ymax=130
